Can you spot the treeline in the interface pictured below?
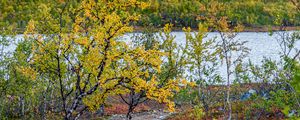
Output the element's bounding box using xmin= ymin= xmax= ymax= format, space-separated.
xmin=137 ymin=0 xmax=300 ymax=28
xmin=1 ymin=0 xmax=300 ymax=32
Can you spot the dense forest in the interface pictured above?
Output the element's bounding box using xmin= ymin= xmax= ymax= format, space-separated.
xmin=138 ymin=0 xmax=300 ymax=28
xmin=1 ymin=0 xmax=300 ymax=31
xmin=0 ymin=0 xmax=300 ymax=120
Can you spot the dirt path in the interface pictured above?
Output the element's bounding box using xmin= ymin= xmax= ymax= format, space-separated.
xmin=108 ymin=110 xmax=174 ymax=120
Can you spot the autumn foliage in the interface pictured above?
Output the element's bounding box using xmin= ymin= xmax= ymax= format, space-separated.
xmin=0 ymin=0 xmax=300 ymax=120
xmin=16 ymin=0 xmax=190 ymax=119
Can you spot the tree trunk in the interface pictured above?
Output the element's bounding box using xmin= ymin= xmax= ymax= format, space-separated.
xmin=96 ymin=104 xmax=105 ymax=116
xmin=19 ymin=95 xmax=25 ymax=117
xmin=126 ymin=106 xmax=133 ymax=120
xmin=43 ymin=94 xmax=47 ymax=120
xmin=226 ymin=55 xmax=232 ymax=120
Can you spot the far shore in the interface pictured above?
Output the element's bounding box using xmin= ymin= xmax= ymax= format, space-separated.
xmin=9 ymin=26 xmax=300 ymax=34
xmin=133 ymin=26 xmax=300 ymax=32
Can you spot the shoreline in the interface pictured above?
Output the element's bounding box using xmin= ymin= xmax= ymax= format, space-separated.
xmin=9 ymin=26 xmax=300 ymax=34
xmin=133 ymin=26 xmax=300 ymax=32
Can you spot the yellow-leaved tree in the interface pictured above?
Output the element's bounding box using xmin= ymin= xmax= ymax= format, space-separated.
xmin=21 ymin=0 xmax=184 ymax=119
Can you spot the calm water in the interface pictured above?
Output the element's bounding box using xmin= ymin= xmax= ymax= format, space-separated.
xmin=123 ymin=32 xmax=300 ymax=63
xmin=123 ymin=32 xmax=300 ymax=82
xmin=4 ymin=32 xmax=300 ymax=82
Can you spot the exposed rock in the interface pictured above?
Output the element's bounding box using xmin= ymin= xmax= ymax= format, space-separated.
xmin=240 ymin=89 xmax=257 ymax=101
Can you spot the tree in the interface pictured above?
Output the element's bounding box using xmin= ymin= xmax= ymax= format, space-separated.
xmin=20 ymin=0 xmax=184 ymax=119
xmin=216 ymin=18 xmax=249 ymax=120
xmin=120 ymin=24 xmax=195 ymax=119
xmin=198 ymin=2 xmax=250 ymax=119
xmin=183 ymin=24 xmax=222 ymax=113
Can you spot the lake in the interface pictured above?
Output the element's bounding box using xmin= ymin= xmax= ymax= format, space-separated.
xmin=123 ymin=31 xmax=300 ymax=82
xmin=4 ymin=31 xmax=300 ymax=83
